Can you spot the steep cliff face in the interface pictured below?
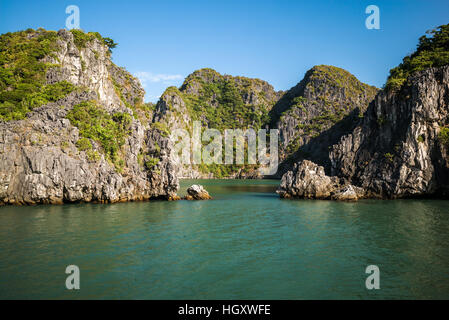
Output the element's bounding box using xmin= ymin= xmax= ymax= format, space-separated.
xmin=277 ymin=24 xmax=449 ymax=200
xmin=278 ymin=66 xmax=449 ymax=200
xmin=271 ymin=65 xmax=378 ymax=176
xmin=153 ymin=68 xmax=283 ymax=178
xmin=330 ymin=66 xmax=449 ymax=198
xmin=154 ymin=66 xmax=377 ymax=179
xmin=0 ymin=29 xmax=178 ymax=205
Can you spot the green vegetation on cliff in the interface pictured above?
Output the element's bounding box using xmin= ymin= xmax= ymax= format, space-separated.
xmin=386 ymin=24 xmax=449 ymax=90
xmin=0 ymin=29 xmax=66 ymax=121
xmin=0 ymin=29 xmax=121 ymax=122
xmin=308 ymin=65 xmax=377 ymax=96
xmin=275 ymin=65 xmax=377 ymax=161
xmin=110 ymin=66 xmax=148 ymax=122
xmin=179 ymin=68 xmax=275 ymax=130
xmin=158 ymin=68 xmax=279 ymax=177
xmin=145 ymin=157 xmax=160 ymax=169
xmin=70 ymin=29 xmax=117 ymax=53
xmin=274 ymin=65 xmax=377 ymax=123
xmin=67 ymin=101 xmax=133 ymax=169
xmin=152 ymin=121 xmax=170 ymax=137
xmin=439 ymin=127 xmax=449 ymax=147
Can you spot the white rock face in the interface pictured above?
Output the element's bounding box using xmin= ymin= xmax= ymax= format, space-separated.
xmin=331 ymin=185 xmax=359 ymax=201
xmin=186 ymin=185 xmax=212 ymax=200
xmin=0 ymin=29 xmax=179 ymax=205
xmin=277 ymin=160 xmax=340 ymax=199
xmin=46 ymin=30 xmax=124 ymax=111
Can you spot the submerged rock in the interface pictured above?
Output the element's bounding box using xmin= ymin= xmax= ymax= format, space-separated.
xmin=185 ymin=185 xmax=212 ymax=200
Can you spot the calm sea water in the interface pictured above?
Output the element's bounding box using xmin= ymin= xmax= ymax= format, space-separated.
xmin=0 ymin=179 xmax=448 ymax=299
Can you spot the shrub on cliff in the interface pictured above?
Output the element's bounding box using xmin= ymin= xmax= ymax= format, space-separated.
xmin=67 ymin=101 xmax=132 ymax=167
xmin=386 ymin=24 xmax=449 ymax=90
xmin=0 ymin=29 xmax=119 ymax=121
xmin=70 ymin=29 xmax=117 ymax=53
xmin=0 ymin=29 xmax=65 ymax=120
xmin=180 ymin=69 xmax=274 ymax=130
xmin=439 ymin=127 xmax=449 ymax=147
xmin=161 ymin=69 xmax=277 ymax=178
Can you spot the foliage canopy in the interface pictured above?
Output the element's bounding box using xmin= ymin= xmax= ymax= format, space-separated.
xmin=386 ymin=24 xmax=449 ymax=90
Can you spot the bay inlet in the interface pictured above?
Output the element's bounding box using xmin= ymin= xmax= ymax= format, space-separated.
xmin=0 ymin=179 xmax=448 ymax=299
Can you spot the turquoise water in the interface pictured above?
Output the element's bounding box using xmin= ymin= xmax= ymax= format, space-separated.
xmin=0 ymin=179 xmax=448 ymax=299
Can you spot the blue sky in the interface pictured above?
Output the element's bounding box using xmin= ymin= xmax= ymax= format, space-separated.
xmin=1 ymin=0 xmax=448 ymax=102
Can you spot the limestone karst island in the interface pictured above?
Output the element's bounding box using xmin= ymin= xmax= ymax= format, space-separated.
xmin=1 ymin=26 xmax=448 ymax=204
xmin=0 ymin=0 xmax=449 ymax=301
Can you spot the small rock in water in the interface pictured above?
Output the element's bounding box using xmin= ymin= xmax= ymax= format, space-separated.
xmin=185 ymin=185 xmax=212 ymax=200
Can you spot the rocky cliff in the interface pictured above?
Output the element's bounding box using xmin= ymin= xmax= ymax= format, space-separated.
xmin=153 ymin=66 xmax=377 ymax=179
xmin=278 ymin=24 xmax=449 ymax=200
xmin=0 ymin=29 xmax=178 ymax=205
xmin=270 ymin=65 xmax=378 ymax=177
xmin=153 ymin=68 xmax=283 ymax=178
xmin=279 ymin=66 xmax=449 ymax=200
xmin=4 ymin=25 xmax=447 ymax=204
xmin=330 ymin=66 xmax=449 ymax=198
